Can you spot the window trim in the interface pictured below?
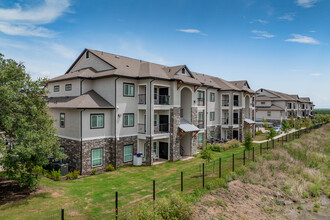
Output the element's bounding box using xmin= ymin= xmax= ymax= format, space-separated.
xmin=123 ymin=113 xmax=134 ymax=127
xmin=198 ymin=133 xmax=204 ymax=145
xmin=65 ymin=84 xmax=72 ymax=91
xmin=60 ymin=113 xmax=65 ymax=128
xmin=123 ymin=83 xmax=135 ymax=97
xmin=91 ymin=148 xmax=103 ymax=168
xmin=267 ymin=111 xmax=271 ymax=117
xmin=210 ymin=92 xmax=215 ymax=102
xmin=123 ymin=145 xmax=133 ymax=162
xmin=90 ymin=114 xmax=105 ymax=129
xmin=210 ymin=112 xmax=215 ymax=121
xmin=54 ymin=85 xmax=60 ymax=92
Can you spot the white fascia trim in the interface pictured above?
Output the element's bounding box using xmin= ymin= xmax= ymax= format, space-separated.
xmin=154 ymin=83 xmax=170 ymax=87
xmin=56 ymin=135 xmax=80 ymax=141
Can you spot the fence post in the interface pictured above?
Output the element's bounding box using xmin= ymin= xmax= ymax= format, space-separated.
xmin=260 ymin=143 xmax=262 ymax=155
xmin=219 ymin=158 xmax=221 ymax=178
xmin=115 ymin=192 xmax=118 ymax=220
xmin=202 ymin=163 xmax=205 ymax=188
xmin=153 ymin=180 xmax=155 ymax=201
xmin=243 ymin=150 xmax=245 ymax=165
xmin=253 ymin=147 xmax=255 ymax=161
xmin=181 ymin=172 xmax=183 ymax=192
xmin=232 ymin=153 xmax=235 ymax=172
xmin=61 ymin=208 xmax=64 ymax=220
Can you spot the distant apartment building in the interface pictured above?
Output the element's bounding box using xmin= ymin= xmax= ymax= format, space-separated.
xmin=256 ymin=88 xmax=314 ymax=126
xmin=47 ymin=49 xmax=256 ymax=174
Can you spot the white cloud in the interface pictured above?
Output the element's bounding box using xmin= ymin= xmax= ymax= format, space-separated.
xmin=310 ymin=30 xmax=316 ymax=33
xmin=176 ymin=29 xmax=207 ymax=36
xmin=296 ymin=0 xmax=319 ymax=8
xmin=251 ymin=30 xmax=275 ymax=39
xmin=51 ymin=43 xmax=78 ymax=59
xmin=0 ymin=0 xmax=70 ymax=37
xmin=250 ymin=19 xmax=268 ymax=24
xmin=310 ymin=73 xmax=321 ymax=76
xmin=285 ymin=34 xmax=320 ymax=44
xmin=278 ymin=13 xmax=295 ymax=21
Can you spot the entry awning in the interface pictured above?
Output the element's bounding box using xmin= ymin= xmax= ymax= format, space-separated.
xmin=244 ymin=119 xmax=255 ymax=124
xmin=179 ymin=119 xmax=199 ymax=132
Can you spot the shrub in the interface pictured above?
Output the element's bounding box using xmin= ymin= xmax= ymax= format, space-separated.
xmin=308 ymin=182 xmax=321 ymax=197
xmin=105 ymin=164 xmax=115 ymax=172
xmin=91 ymin=169 xmax=97 ymax=175
xmin=66 ymin=170 xmax=79 ymax=180
xmin=255 ymin=130 xmax=263 ymax=135
xmin=243 ymin=131 xmax=253 ymax=152
xmin=228 ymin=140 xmax=240 ymax=149
xmin=46 ymin=169 xmax=61 ymax=181
xmin=200 ymin=148 xmax=213 ymax=162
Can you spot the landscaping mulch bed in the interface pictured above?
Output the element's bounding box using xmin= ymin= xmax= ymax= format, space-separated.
xmin=0 ymin=177 xmax=32 ymax=205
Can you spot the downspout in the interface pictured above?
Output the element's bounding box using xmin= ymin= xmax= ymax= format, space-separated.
xmin=114 ymin=77 xmax=120 ymax=170
xmin=205 ymin=87 xmax=209 ymax=149
xmin=80 ymin=78 xmax=85 ymax=175
xmin=149 ymin=79 xmax=155 ymax=165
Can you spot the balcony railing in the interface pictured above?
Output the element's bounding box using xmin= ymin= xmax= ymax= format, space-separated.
xmin=154 ymin=95 xmax=170 ymax=105
xmin=222 ymin=100 xmax=229 ymax=106
xmin=198 ymin=120 xmax=204 ymax=129
xmin=197 ymin=98 xmax=204 ymax=106
xmin=233 ymin=100 xmax=239 ymax=107
xmin=222 ymin=118 xmax=229 ymax=125
xmin=180 ymin=108 xmax=183 ymax=118
xmin=233 ymin=117 xmax=240 ymax=124
xmin=138 ymin=94 xmax=146 ymax=104
xmin=154 ymin=123 xmax=169 ymax=133
xmin=138 ymin=123 xmax=146 ymax=134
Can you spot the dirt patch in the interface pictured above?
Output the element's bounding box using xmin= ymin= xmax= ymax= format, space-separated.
xmin=0 ymin=177 xmax=33 ymax=205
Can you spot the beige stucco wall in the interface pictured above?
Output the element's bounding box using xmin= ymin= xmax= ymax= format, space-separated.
xmin=47 ymin=78 xmax=81 ymax=98
xmin=50 ymin=108 xmax=80 ymax=139
xmin=71 ymin=51 xmax=114 ymax=73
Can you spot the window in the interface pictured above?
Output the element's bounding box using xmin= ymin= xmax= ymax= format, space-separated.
xmin=181 ymin=68 xmax=185 ymax=74
xmin=261 ymin=101 xmax=265 ymax=104
xmin=198 ymin=112 xmax=204 ymax=121
xmin=54 ymin=85 xmax=60 ymax=92
xmin=123 ymin=113 xmax=134 ymax=127
xmin=154 ymin=114 xmax=157 ymax=126
xmin=92 ymin=149 xmax=102 ymax=167
xmin=124 ymin=145 xmax=133 ymax=162
xmin=123 ymin=83 xmax=134 ymax=97
xmin=267 ymin=111 xmax=271 ymax=117
xmin=60 ymin=113 xmax=65 ymax=128
xmin=210 ymin=131 xmax=214 ymax=138
xmin=210 ymin=93 xmax=215 ymax=102
xmin=197 ymin=91 xmax=205 ymax=106
xmin=199 ymin=133 xmax=203 ymax=145
xmin=210 ymin=112 xmax=215 ymax=121
xmin=91 ymin=114 xmax=104 ymax=129
xmin=65 ymin=84 xmax=72 ymax=91
xmin=153 ymin=142 xmax=157 ymax=154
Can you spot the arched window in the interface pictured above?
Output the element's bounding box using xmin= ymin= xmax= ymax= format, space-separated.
xmin=181 ymin=68 xmax=185 ymax=74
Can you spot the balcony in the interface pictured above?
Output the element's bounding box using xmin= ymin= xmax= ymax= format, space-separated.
xmin=154 ymin=95 xmax=170 ymax=105
xmin=222 ymin=118 xmax=229 ymax=125
xmin=138 ymin=123 xmax=146 ymax=134
xmin=154 ymin=123 xmax=169 ymax=133
xmin=197 ymin=98 xmax=204 ymax=106
xmin=138 ymin=94 xmax=146 ymax=104
xmin=233 ymin=117 xmax=240 ymax=124
xmin=222 ymin=100 xmax=229 ymax=107
xmin=233 ymin=100 xmax=239 ymax=107
xmin=198 ymin=120 xmax=204 ymax=129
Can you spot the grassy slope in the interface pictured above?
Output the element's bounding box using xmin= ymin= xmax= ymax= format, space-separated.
xmin=1 ymin=145 xmax=248 ymax=219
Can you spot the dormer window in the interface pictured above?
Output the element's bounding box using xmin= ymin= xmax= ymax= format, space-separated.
xmin=86 ymin=51 xmax=89 ymax=59
xmin=181 ymin=68 xmax=185 ymax=74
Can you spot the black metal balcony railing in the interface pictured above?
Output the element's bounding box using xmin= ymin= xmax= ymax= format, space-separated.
xmin=222 ymin=100 xmax=229 ymax=106
xmin=222 ymin=118 xmax=229 ymax=125
xmin=233 ymin=117 xmax=240 ymax=124
xmin=198 ymin=120 xmax=204 ymax=129
xmin=138 ymin=123 xmax=146 ymax=134
xmin=154 ymin=95 xmax=170 ymax=105
xmin=154 ymin=123 xmax=169 ymax=133
xmin=138 ymin=94 xmax=146 ymax=104
xmin=197 ymin=98 xmax=204 ymax=106
xmin=233 ymin=100 xmax=239 ymax=107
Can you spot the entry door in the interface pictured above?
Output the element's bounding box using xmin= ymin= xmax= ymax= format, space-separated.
xmin=159 ymin=142 xmax=168 ymax=159
xmin=159 ymin=115 xmax=169 ymax=132
xmin=233 ymin=130 xmax=239 ymax=140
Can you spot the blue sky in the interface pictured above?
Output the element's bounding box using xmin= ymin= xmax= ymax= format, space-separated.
xmin=0 ymin=0 xmax=329 ymax=107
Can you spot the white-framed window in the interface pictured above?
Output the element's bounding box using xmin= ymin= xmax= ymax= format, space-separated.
xmin=210 ymin=131 xmax=214 ymax=138
xmin=199 ymin=133 xmax=203 ymax=145
xmin=54 ymin=85 xmax=60 ymax=92
xmin=123 ymin=83 xmax=134 ymax=97
xmin=198 ymin=112 xmax=204 ymax=121
xmin=153 ymin=142 xmax=157 ymax=154
xmin=267 ymin=111 xmax=271 ymax=117
xmin=154 ymin=114 xmax=157 ymax=126
xmin=65 ymin=84 xmax=72 ymax=91
xmin=124 ymin=145 xmax=133 ymax=162
xmin=210 ymin=92 xmax=215 ymax=102
xmin=60 ymin=113 xmax=65 ymax=128
xmin=210 ymin=112 xmax=215 ymax=121
xmin=123 ymin=113 xmax=134 ymax=127
xmin=92 ymin=149 xmax=102 ymax=167
xmin=91 ymin=114 xmax=104 ymax=129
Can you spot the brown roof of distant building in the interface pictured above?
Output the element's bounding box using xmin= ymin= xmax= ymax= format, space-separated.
xmin=47 ymin=90 xmax=114 ymax=109
xmin=257 ymin=88 xmax=298 ymax=101
xmin=256 ymin=105 xmax=284 ymax=111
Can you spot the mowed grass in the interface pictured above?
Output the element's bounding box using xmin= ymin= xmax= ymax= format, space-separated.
xmin=0 ymin=146 xmax=248 ymax=220
xmin=254 ymin=132 xmax=269 ymax=141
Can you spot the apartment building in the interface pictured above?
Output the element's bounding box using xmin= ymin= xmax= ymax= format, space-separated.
xmin=256 ymin=88 xmax=313 ymax=126
xmin=47 ymin=49 xmax=256 ymax=174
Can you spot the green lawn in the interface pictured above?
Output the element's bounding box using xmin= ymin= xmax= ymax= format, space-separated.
xmin=0 ymin=144 xmax=267 ymax=220
xmin=253 ymin=132 xmax=269 ymax=141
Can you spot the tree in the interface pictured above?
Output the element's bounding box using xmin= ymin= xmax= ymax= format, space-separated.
xmin=295 ymin=118 xmax=303 ymax=130
xmin=0 ymin=53 xmax=64 ymax=189
xmin=262 ymin=118 xmax=268 ymax=130
xmin=288 ymin=115 xmax=295 ymax=128
xmin=267 ymin=126 xmax=277 ymax=140
xmin=303 ymin=118 xmax=313 ymax=128
xmin=281 ymin=120 xmax=290 ymax=133
xmin=200 ymin=148 xmax=212 ymax=163
xmin=243 ymin=130 xmax=253 ymax=158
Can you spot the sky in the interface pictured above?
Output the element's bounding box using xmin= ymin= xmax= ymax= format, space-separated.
xmin=0 ymin=0 xmax=329 ymax=108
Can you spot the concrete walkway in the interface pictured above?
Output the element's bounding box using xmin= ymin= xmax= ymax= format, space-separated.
xmin=253 ymin=128 xmax=300 ymax=144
